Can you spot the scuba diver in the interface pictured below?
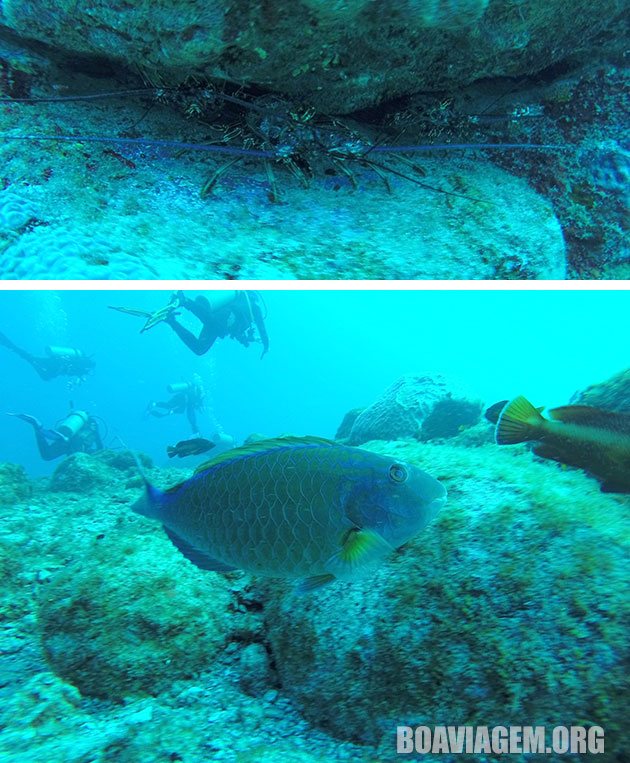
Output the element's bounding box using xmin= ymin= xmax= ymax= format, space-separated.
xmin=146 ymin=374 xmax=206 ymax=435
xmin=7 ymin=409 xmax=104 ymax=461
xmin=0 ymin=331 xmax=95 ymax=381
xmin=165 ymin=291 xmax=269 ymax=358
xmin=109 ymin=291 xmax=269 ymax=357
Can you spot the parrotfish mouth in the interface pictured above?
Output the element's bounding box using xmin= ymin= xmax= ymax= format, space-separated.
xmin=428 ymin=493 xmax=447 ymax=520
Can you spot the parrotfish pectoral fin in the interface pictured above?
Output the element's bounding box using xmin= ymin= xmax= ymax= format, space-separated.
xmin=326 ymin=528 xmax=394 ymax=580
xmin=163 ymin=527 xmax=238 ymax=572
xmin=296 ymin=574 xmax=336 ymax=594
xmin=495 ymin=396 xmax=545 ymax=445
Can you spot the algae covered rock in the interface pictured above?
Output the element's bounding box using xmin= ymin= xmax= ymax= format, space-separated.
xmin=0 ymin=131 xmax=567 ymax=279
xmin=0 ymin=672 xmax=125 ymax=762
xmin=264 ymin=440 xmax=629 ymax=759
xmin=0 ymin=462 xmax=32 ymax=505
xmin=0 ymin=536 xmax=31 ymax=623
xmin=347 ymin=374 xmax=482 ymax=445
xmin=38 ymin=525 xmax=260 ymax=700
xmin=571 ymin=368 xmax=630 ymax=412
xmin=49 ymin=449 xmax=149 ymax=493
xmin=1 ymin=0 xmax=625 ymax=113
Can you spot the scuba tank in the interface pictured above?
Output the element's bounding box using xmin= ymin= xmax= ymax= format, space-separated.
xmin=45 ymin=346 xmax=85 ymax=360
xmin=57 ymin=410 xmax=89 ymax=439
xmin=213 ymin=432 xmax=235 ymax=448
xmin=167 ymin=382 xmax=191 ymax=394
xmin=203 ymin=291 xmax=238 ymax=313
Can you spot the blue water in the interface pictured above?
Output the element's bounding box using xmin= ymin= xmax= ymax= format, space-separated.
xmin=0 ymin=288 xmax=627 ymax=476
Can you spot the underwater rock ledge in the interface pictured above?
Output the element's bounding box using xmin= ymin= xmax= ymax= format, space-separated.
xmin=0 ymin=0 xmax=627 ymax=113
xmin=0 ymin=105 xmax=567 ymax=280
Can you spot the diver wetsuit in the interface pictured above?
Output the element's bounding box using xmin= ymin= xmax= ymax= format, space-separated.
xmin=147 ymin=380 xmax=205 ymax=435
xmin=165 ymin=292 xmax=269 ymax=357
xmin=0 ymin=331 xmax=95 ymax=380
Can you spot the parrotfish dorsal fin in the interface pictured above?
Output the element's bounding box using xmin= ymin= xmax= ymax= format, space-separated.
xmin=193 ymin=436 xmax=338 ymax=475
xmin=547 ymin=405 xmax=630 ymax=432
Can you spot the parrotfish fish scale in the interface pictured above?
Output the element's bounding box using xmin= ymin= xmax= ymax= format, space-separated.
xmin=162 ymin=443 xmax=392 ymax=577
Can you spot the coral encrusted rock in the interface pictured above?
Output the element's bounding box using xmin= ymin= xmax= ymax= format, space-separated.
xmin=571 ymin=368 xmax=630 ymax=412
xmin=37 ymin=525 xmax=260 ymax=700
xmin=347 ymin=374 xmax=482 ymax=445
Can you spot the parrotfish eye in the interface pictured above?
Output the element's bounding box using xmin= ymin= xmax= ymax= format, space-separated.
xmin=389 ymin=463 xmax=408 ymax=484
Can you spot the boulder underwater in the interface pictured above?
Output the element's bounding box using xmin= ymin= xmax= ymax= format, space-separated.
xmin=571 ymin=368 xmax=630 ymax=413
xmin=345 ymin=373 xmax=483 ymax=445
xmin=37 ymin=525 xmax=263 ymax=700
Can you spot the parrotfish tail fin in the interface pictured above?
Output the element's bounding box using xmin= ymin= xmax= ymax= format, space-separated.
xmin=496 ymin=396 xmax=545 ymax=445
xmin=130 ymin=450 xmax=168 ymax=520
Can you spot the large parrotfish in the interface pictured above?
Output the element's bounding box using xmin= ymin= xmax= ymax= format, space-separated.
xmin=133 ymin=436 xmax=446 ymax=591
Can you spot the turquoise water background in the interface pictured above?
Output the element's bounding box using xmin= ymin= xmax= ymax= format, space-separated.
xmin=0 ymin=289 xmax=627 ymax=475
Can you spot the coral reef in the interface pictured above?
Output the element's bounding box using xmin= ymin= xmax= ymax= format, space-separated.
xmin=346 ymin=373 xmax=482 ymax=445
xmin=0 ymin=1 xmax=623 ymax=278
xmin=20 ymin=450 xmax=263 ymax=702
xmin=0 ymin=190 xmax=36 ymax=232
xmin=264 ymin=439 xmax=630 ymax=759
xmin=304 ymin=0 xmax=490 ymax=28
xmin=334 ymin=407 xmax=364 ymax=441
xmin=1 ymin=0 xmax=227 ymax=73
xmin=0 ymin=225 xmax=157 ymax=280
xmin=570 ymin=367 xmax=630 ymax=412
xmin=410 ymin=0 xmax=490 ymax=28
